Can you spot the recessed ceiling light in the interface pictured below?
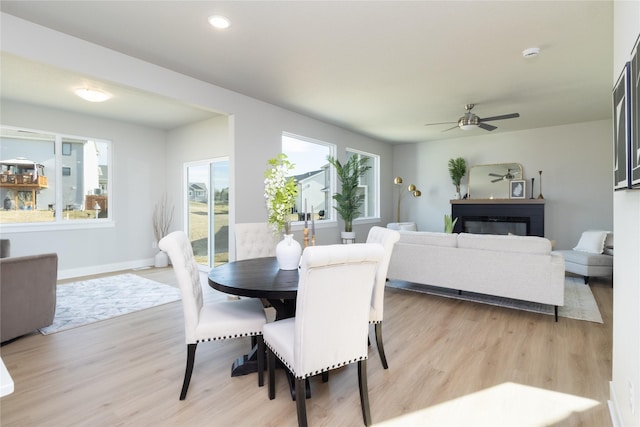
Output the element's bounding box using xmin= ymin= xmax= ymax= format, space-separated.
xmin=208 ymin=15 xmax=231 ymax=29
xmin=522 ymin=47 xmax=540 ymax=58
xmin=74 ymin=88 xmax=111 ymax=103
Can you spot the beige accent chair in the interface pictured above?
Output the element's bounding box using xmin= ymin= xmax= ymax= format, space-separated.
xmin=366 ymin=226 xmax=400 ymax=369
xmin=552 ymin=231 xmax=613 ymax=284
xmin=264 ymin=243 xmax=384 ymax=427
xmin=159 ymin=231 xmax=267 ymax=400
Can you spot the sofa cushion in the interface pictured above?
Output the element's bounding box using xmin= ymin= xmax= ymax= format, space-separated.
xmin=398 ymin=231 xmax=457 ymax=247
xmin=457 ymin=233 xmax=551 ymax=254
xmin=554 ymin=249 xmax=613 ymax=267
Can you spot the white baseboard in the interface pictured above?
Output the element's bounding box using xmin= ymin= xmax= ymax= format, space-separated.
xmin=58 ymin=258 xmax=155 ymax=280
xmin=609 ymin=381 xmax=623 ymax=427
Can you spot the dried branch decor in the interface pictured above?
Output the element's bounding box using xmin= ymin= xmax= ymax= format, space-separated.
xmin=153 ymin=194 xmax=174 ymax=242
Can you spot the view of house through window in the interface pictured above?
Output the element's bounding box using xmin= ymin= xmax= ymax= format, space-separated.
xmin=0 ymin=126 xmax=110 ymax=225
xmin=282 ymin=133 xmax=335 ymax=224
xmin=345 ymin=148 xmax=379 ymax=220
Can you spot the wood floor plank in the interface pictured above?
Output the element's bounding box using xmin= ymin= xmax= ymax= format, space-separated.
xmin=0 ymin=269 xmax=613 ymax=426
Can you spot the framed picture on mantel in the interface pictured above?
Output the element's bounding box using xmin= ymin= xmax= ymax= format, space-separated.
xmin=613 ymin=61 xmax=632 ymax=190
xmin=509 ymin=180 xmax=526 ymax=199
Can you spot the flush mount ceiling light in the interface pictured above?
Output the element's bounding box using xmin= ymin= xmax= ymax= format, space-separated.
xmin=522 ymin=47 xmax=540 ymax=58
xmin=74 ymin=88 xmax=111 ymax=103
xmin=208 ymin=15 xmax=231 ymax=29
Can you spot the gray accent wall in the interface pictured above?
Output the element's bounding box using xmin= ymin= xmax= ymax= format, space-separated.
xmin=392 ymin=119 xmax=613 ymax=251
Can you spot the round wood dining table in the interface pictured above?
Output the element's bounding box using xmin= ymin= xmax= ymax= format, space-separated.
xmin=208 ymin=256 xmax=299 ymax=320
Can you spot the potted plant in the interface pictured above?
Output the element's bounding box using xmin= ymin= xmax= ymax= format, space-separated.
xmin=448 ymin=157 xmax=467 ymax=199
xmin=264 ymin=153 xmax=301 ymax=269
xmin=327 ymin=155 xmax=371 ymax=242
xmin=444 ymin=214 xmax=458 ymax=233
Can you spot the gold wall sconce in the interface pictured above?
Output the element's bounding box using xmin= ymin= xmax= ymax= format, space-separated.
xmin=394 ymin=176 xmax=422 ymax=222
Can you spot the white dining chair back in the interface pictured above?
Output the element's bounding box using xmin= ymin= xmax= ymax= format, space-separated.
xmin=159 ymin=231 xmax=267 ymax=400
xmin=235 ymin=222 xmax=280 ymax=261
xmin=263 ymin=243 xmax=384 ymax=426
xmin=366 ymin=226 xmax=400 ymax=369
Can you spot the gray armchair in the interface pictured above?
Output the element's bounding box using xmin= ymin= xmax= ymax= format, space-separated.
xmin=0 ymin=253 xmax=58 ymax=343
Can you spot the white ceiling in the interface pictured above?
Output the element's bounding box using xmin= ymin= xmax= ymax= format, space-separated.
xmin=0 ymin=1 xmax=613 ymax=143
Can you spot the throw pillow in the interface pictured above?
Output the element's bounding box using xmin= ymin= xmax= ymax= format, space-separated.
xmin=573 ymin=230 xmax=609 ymax=254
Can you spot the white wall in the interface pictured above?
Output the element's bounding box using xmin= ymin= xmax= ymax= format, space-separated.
xmin=611 ymin=2 xmax=640 ymax=426
xmin=392 ymin=119 xmax=613 ymax=250
xmin=0 ymin=13 xmax=393 ymax=276
xmin=0 ymin=100 xmax=167 ymax=277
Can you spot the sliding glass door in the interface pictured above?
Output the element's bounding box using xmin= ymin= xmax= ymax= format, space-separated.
xmin=185 ymin=158 xmax=229 ymax=270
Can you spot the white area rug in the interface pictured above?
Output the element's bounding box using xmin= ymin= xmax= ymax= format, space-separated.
xmin=387 ymin=276 xmax=603 ymax=323
xmin=40 ymin=273 xmax=181 ymax=335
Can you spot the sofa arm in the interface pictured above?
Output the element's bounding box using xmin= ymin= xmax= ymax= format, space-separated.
xmin=0 ymin=253 xmax=58 ymax=342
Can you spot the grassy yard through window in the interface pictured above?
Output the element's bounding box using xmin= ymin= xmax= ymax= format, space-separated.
xmin=188 ymin=200 xmax=228 ymax=267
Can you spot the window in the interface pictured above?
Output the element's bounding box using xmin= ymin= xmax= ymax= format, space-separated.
xmin=345 ymin=148 xmax=380 ymax=220
xmin=0 ymin=126 xmax=111 ymax=227
xmin=282 ymin=133 xmax=335 ymax=225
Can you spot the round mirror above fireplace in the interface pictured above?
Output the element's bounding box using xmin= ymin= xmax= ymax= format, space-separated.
xmin=468 ymin=162 xmax=523 ymax=199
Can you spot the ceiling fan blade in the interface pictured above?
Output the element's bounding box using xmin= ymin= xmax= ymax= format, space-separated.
xmin=441 ymin=124 xmax=460 ymax=132
xmin=488 ymin=173 xmax=504 ymax=177
xmin=478 ymin=122 xmax=497 ymax=131
xmin=424 ymin=121 xmax=457 ymax=126
xmin=491 ymin=177 xmax=504 ymax=183
xmin=480 ymin=113 xmax=520 ymax=122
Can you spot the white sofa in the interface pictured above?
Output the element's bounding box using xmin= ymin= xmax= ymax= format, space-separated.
xmin=387 ymin=231 xmax=565 ymax=318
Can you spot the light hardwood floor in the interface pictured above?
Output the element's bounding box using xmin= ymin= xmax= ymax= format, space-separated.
xmin=0 ymin=268 xmax=613 ymax=426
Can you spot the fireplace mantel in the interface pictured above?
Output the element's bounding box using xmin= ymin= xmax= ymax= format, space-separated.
xmin=450 ymin=199 xmax=546 ymax=236
xmin=450 ymin=199 xmax=546 ymax=205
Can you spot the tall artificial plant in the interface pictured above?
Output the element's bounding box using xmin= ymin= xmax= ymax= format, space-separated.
xmin=327 ymin=155 xmax=371 ymax=233
xmin=448 ymin=157 xmax=467 ymax=195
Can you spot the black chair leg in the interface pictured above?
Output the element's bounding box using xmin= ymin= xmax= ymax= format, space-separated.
xmin=358 ymin=360 xmax=372 ymax=426
xmin=374 ymin=323 xmax=389 ymax=369
xmin=267 ymin=347 xmax=276 ymax=400
xmin=295 ymin=377 xmax=308 ymax=427
xmin=584 ymin=276 xmax=590 ymax=284
xmin=322 ymin=371 xmax=329 ymax=382
xmin=180 ymin=343 xmax=197 ymax=400
xmin=257 ymin=335 xmax=265 ymax=387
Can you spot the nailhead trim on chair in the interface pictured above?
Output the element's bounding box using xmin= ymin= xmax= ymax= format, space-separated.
xmin=370 ymin=320 xmax=381 ymax=324
xmin=266 ymin=342 xmax=368 ymax=379
xmin=197 ymin=331 xmax=262 ymax=343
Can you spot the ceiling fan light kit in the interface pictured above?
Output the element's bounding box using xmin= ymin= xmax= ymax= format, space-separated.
xmin=425 ymin=103 xmax=520 ymax=132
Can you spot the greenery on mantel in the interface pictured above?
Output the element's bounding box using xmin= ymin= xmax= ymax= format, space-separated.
xmin=448 ymin=157 xmax=467 ymax=194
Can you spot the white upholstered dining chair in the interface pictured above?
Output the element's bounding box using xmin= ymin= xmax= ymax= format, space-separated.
xmin=159 ymin=231 xmax=267 ymax=400
xmin=366 ymin=226 xmax=400 ymax=369
xmin=263 ymin=243 xmax=384 ymax=427
xmin=235 ymin=222 xmax=280 ymax=261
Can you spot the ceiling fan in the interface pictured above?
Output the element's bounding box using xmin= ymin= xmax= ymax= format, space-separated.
xmin=425 ymin=104 xmax=520 ymax=132
xmin=489 ymin=168 xmax=517 ymax=183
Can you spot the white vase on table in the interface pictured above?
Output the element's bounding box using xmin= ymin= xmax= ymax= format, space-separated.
xmin=276 ymin=234 xmax=302 ymax=270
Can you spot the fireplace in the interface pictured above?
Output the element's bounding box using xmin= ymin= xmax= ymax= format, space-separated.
xmin=462 ymin=216 xmax=530 ymax=235
xmin=450 ymin=199 xmax=545 ymax=237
